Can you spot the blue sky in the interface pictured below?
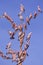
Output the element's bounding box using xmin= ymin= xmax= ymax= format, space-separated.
xmin=0 ymin=0 xmax=43 ymax=65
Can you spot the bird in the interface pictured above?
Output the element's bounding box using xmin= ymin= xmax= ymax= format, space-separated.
xmin=18 ymin=24 xmax=23 ymax=31
xmin=20 ymin=4 xmax=25 ymax=13
xmin=19 ymin=15 xmax=24 ymax=21
xmin=15 ymin=26 xmax=19 ymax=31
xmin=19 ymin=38 xmax=23 ymax=48
xmin=12 ymin=23 xmax=17 ymax=29
xmin=16 ymin=57 xmax=22 ymax=65
xmin=6 ymin=49 xmax=17 ymax=62
xmin=23 ymin=23 xmax=27 ymax=30
xmin=3 ymin=12 xmax=14 ymax=23
xmin=29 ymin=13 xmax=32 ymax=20
xmin=17 ymin=50 xmax=28 ymax=65
xmin=37 ymin=5 xmax=42 ymax=13
xmin=0 ymin=50 xmax=4 ymax=57
xmin=34 ymin=11 xmax=37 ymax=19
xmin=18 ymin=33 xmax=24 ymax=48
xmin=26 ymin=16 xmax=30 ymax=25
xmin=16 ymin=58 xmax=22 ymax=65
xmin=18 ymin=31 xmax=23 ymax=37
xmin=18 ymin=32 xmax=25 ymax=40
xmin=26 ymin=32 xmax=32 ymax=41
xmin=19 ymin=50 xmax=26 ymax=63
xmin=18 ymin=49 xmax=22 ymax=58
xmin=12 ymin=23 xmax=18 ymax=31
xmin=16 ymin=51 xmax=24 ymax=64
xmin=24 ymin=40 xmax=30 ymax=50
xmin=12 ymin=53 xmax=17 ymax=62
xmin=6 ymin=42 xmax=11 ymax=49
xmin=8 ymin=31 xmax=15 ymax=39
xmin=17 ymin=62 xmax=22 ymax=65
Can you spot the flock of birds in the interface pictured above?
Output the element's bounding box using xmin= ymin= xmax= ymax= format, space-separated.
xmin=0 ymin=4 xmax=43 ymax=65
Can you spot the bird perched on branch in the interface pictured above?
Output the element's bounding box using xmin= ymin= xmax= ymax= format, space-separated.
xmin=18 ymin=31 xmax=23 ymax=37
xmin=19 ymin=38 xmax=24 ymax=48
xmin=12 ymin=53 xmax=17 ymax=62
xmin=3 ymin=12 xmax=14 ymax=23
xmin=18 ymin=24 xmax=23 ymax=31
xmin=24 ymin=40 xmax=30 ymax=50
xmin=18 ymin=32 xmax=25 ymax=40
xmin=17 ymin=50 xmax=27 ymax=64
xmin=23 ymin=23 xmax=27 ymax=30
xmin=6 ymin=49 xmax=18 ymax=62
xmin=20 ymin=4 xmax=25 ymax=13
xmin=8 ymin=31 xmax=15 ymax=39
xmin=26 ymin=16 xmax=30 ymax=25
xmin=26 ymin=32 xmax=32 ymax=41
xmin=6 ymin=42 xmax=11 ymax=49
xmin=19 ymin=15 xmax=24 ymax=21
xmin=12 ymin=23 xmax=17 ymax=29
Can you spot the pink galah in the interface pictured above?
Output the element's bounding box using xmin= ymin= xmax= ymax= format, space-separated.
xmin=18 ymin=24 xmax=23 ymax=31
xmin=18 ymin=34 xmax=24 ymax=48
xmin=17 ymin=50 xmax=28 ymax=65
xmin=37 ymin=5 xmax=42 ymax=13
xmin=16 ymin=58 xmax=22 ymax=65
xmin=19 ymin=50 xmax=29 ymax=64
xmin=12 ymin=53 xmax=17 ymax=62
xmin=0 ymin=50 xmax=4 ymax=57
xmin=29 ymin=13 xmax=32 ymax=20
xmin=23 ymin=23 xmax=27 ymax=30
xmin=6 ymin=42 xmax=11 ymax=49
xmin=20 ymin=4 xmax=25 ymax=13
xmin=12 ymin=23 xmax=18 ymax=31
xmin=16 ymin=50 xmax=28 ymax=65
xmin=20 ymin=38 xmax=23 ymax=48
xmin=26 ymin=16 xmax=30 ymax=25
xmin=8 ymin=31 xmax=15 ymax=39
xmin=18 ymin=49 xmax=22 ymax=58
xmin=24 ymin=40 xmax=30 ymax=50
xmin=26 ymin=32 xmax=32 ymax=41
xmin=19 ymin=50 xmax=26 ymax=63
xmin=3 ymin=12 xmax=14 ymax=23
xmin=17 ymin=59 xmax=22 ymax=65
xmin=18 ymin=32 xmax=25 ymax=40
xmin=18 ymin=31 xmax=23 ymax=37
xmin=34 ymin=11 xmax=37 ymax=19
xmin=12 ymin=23 xmax=17 ymax=29
xmin=15 ymin=26 xmax=18 ymax=31
xmin=19 ymin=15 xmax=24 ymax=21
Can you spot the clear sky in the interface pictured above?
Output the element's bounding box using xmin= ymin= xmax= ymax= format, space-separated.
xmin=0 ymin=0 xmax=43 ymax=65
